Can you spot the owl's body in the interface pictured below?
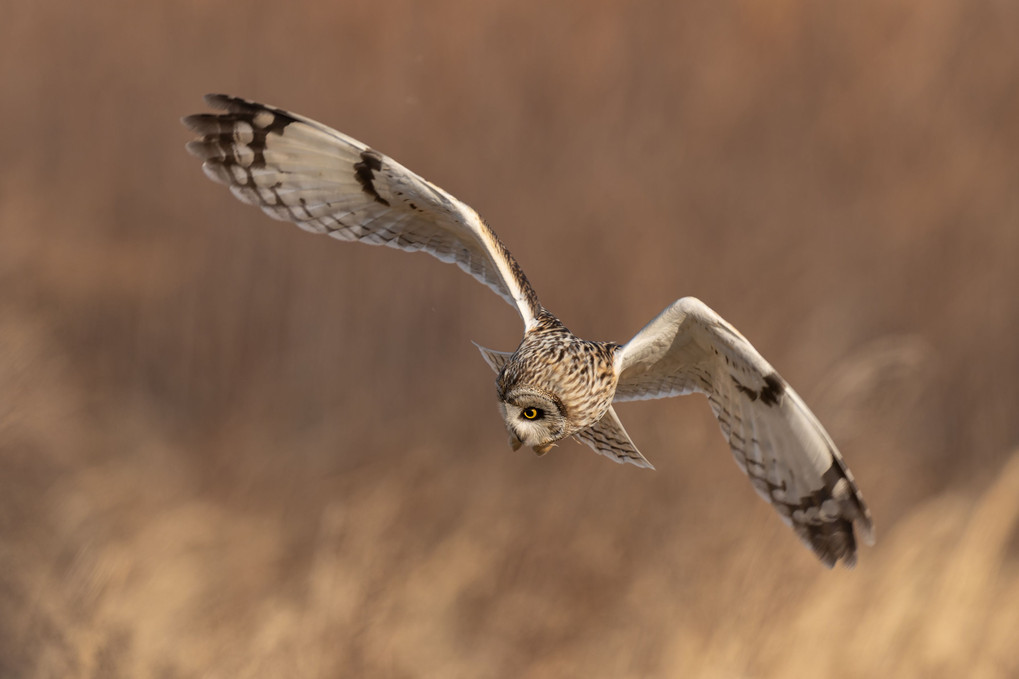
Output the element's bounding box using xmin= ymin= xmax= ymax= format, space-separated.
xmin=494 ymin=312 xmax=621 ymax=455
xmin=184 ymin=95 xmax=874 ymax=568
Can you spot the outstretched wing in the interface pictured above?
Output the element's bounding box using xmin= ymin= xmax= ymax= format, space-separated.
xmin=614 ymin=297 xmax=874 ymax=567
xmin=183 ymin=94 xmax=543 ymax=328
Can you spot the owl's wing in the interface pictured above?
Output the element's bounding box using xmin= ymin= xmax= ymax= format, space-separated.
xmin=183 ymin=94 xmax=543 ymax=329
xmin=613 ymin=297 xmax=874 ymax=567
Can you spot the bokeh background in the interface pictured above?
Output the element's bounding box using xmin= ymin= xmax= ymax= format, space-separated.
xmin=2 ymin=1 xmax=1018 ymax=677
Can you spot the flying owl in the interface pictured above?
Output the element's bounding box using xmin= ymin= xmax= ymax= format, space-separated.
xmin=183 ymin=94 xmax=874 ymax=567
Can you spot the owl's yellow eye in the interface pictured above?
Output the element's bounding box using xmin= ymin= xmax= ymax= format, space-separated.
xmin=521 ymin=407 xmax=542 ymax=420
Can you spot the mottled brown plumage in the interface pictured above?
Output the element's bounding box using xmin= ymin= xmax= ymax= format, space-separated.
xmin=495 ymin=311 xmax=621 ymax=455
xmin=183 ymin=94 xmax=873 ymax=567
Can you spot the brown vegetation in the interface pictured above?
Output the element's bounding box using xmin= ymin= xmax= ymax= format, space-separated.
xmin=1 ymin=1 xmax=1017 ymax=676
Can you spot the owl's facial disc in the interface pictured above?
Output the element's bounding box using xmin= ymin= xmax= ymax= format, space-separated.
xmin=502 ymin=388 xmax=565 ymax=451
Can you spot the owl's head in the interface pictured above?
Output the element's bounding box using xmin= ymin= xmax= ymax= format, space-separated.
xmin=500 ymin=387 xmax=568 ymax=456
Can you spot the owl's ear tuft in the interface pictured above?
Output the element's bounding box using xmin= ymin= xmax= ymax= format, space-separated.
xmin=472 ymin=342 xmax=513 ymax=374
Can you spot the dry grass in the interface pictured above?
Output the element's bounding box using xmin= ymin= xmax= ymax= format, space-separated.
xmin=2 ymin=1 xmax=1018 ymax=676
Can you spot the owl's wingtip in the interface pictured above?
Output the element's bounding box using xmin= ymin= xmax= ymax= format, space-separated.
xmin=859 ymin=519 xmax=876 ymax=547
xmin=203 ymin=93 xmax=235 ymax=108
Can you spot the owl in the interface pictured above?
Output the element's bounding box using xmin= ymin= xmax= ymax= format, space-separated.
xmin=184 ymin=94 xmax=874 ymax=567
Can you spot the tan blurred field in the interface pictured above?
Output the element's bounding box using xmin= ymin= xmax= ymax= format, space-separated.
xmin=2 ymin=1 xmax=1018 ymax=677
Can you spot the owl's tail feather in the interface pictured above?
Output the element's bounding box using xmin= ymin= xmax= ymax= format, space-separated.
xmin=473 ymin=342 xmax=513 ymax=374
xmin=574 ymin=407 xmax=655 ymax=470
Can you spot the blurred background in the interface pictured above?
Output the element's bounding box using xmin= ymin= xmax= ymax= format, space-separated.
xmin=2 ymin=1 xmax=1018 ymax=677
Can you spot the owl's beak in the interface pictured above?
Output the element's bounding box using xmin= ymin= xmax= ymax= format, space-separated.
xmin=508 ymin=432 xmax=523 ymax=451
